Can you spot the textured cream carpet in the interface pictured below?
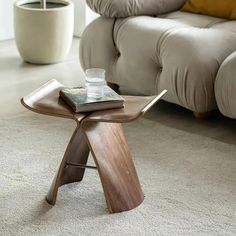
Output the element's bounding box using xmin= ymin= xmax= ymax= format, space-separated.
xmin=1 ymin=109 xmax=236 ymax=236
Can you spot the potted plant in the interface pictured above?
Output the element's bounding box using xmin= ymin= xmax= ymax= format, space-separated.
xmin=14 ymin=0 xmax=74 ymax=64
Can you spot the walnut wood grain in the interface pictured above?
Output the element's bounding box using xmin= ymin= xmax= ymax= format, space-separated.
xmin=21 ymin=79 xmax=86 ymax=122
xmin=84 ymin=91 xmax=167 ymax=123
xmin=82 ymin=122 xmax=144 ymax=213
xmin=21 ymin=79 xmax=167 ymax=213
xmin=21 ymin=79 xmax=167 ymax=123
xmin=46 ymin=125 xmax=90 ymax=205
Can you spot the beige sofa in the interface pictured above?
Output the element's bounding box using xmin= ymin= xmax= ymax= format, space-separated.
xmin=80 ymin=0 xmax=236 ymax=118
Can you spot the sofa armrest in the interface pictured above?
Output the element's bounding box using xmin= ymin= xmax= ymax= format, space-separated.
xmin=86 ymin=0 xmax=186 ymax=18
xmin=215 ymin=51 xmax=236 ymax=119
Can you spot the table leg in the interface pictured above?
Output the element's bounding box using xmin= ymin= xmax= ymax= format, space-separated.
xmin=82 ymin=122 xmax=144 ymax=213
xmin=46 ymin=125 xmax=90 ymax=205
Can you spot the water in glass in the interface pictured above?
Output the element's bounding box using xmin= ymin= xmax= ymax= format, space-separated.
xmin=85 ymin=68 xmax=106 ymax=99
xmin=86 ymin=77 xmax=105 ymax=99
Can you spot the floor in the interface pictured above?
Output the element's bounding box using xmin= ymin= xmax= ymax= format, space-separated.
xmin=1 ymin=38 xmax=236 ymax=235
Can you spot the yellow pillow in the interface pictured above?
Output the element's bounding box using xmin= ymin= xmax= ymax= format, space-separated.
xmin=181 ymin=0 xmax=236 ymax=20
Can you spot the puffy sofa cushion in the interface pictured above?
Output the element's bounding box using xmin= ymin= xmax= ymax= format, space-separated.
xmin=86 ymin=0 xmax=186 ymax=18
xmin=182 ymin=0 xmax=236 ymax=20
xmin=80 ymin=11 xmax=236 ymax=113
xmin=215 ymin=52 xmax=236 ymax=119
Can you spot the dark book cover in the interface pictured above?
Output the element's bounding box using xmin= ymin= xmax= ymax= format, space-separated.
xmin=60 ymin=86 xmax=124 ymax=113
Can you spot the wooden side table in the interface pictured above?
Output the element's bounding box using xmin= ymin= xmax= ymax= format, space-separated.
xmin=21 ymin=79 xmax=167 ymax=213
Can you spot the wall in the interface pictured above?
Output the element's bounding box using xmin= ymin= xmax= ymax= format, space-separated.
xmin=0 ymin=0 xmax=15 ymax=40
xmin=0 ymin=0 xmax=99 ymax=40
xmin=72 ymin=0 xmax=99 ymax=37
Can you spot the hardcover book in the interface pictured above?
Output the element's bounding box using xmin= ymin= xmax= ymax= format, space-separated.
xmin=60 ymin=86 xmax=124 ymax=113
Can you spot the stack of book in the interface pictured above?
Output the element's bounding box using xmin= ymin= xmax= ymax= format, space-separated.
xmin=60 ymin=85 xmax=124 ymax=113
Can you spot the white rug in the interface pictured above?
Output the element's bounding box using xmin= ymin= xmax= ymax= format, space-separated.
xmin=0 ymin=112 xmax=236 ymax=236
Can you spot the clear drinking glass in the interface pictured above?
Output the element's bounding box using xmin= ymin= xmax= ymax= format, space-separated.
xmin=85 ymin=68 xmax=106 ymax=99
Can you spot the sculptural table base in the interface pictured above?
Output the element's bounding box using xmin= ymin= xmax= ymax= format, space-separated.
xmin=46 ymin=122 xmax=144 ymax=213
xmin=21 ymin=79 xmax=166 ymax=213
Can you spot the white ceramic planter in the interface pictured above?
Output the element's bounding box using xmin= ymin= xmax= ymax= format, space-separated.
xmin=14 ymin=0 xmax=74 ymax=64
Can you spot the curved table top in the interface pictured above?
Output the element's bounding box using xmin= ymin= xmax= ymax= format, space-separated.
xmin=21 ymin=79 xmax=167 ymax=123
